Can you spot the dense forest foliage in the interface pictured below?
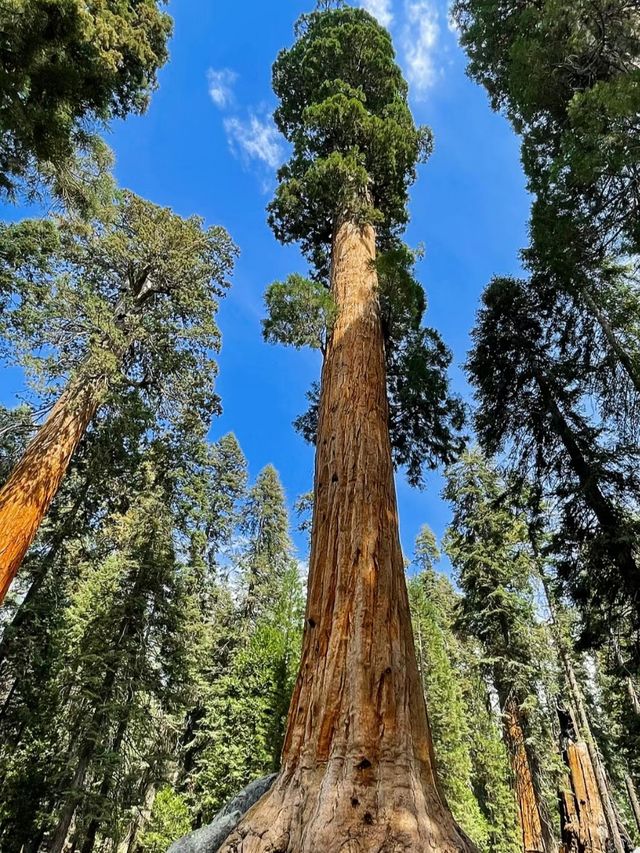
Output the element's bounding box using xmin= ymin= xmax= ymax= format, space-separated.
xmin=0 ymin=0 xmax=639 ymax=851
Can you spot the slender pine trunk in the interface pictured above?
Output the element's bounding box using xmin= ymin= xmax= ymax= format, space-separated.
xmin=219 ymin=220 xmax=474 ymax=852
xmin=624 ymin=775 xmax=640 ymax=834
xmin=0 ymin=375 xmax=106 ymax=603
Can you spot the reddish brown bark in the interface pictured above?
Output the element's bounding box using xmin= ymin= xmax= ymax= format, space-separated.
xmin=219 ymin=221 xmax=474 ymax=852
xmin=503 ymin=696 xmax=547 ymax=853
xmin=0 ymin=375 xmax=105 ymax=603
xmin=561 ymin=741 xmax=608 ymax=853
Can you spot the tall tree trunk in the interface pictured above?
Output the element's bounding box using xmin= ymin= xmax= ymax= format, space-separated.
xmin=219 ymin=221 xmax=474 ymax=852
xmin=502 ymin=694 xmax=548 ymax=853
xmin=624 ymin=775 xmax=640 ymax=834
xmin=0 ymin=375 xmax=106 ymax=603
xmin=541 ymin=576 xmax=627 ymax=853
xmin=560 ymin=738 xmax=609 ymax=853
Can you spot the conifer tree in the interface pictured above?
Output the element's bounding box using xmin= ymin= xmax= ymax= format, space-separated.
xmin=219 ymin=8 xmax=468 ymax=850
xmin=408 ymin=527 xmax=493 ymax=850
xmin=178 ymin=465 xmax=304 ymax=825
xmin=444 ymin=451 xmax=558 ymax=853
xmin=467 ymin=277 xmax=640 ymax=648
xmin=0 ymin=192 xmax=236 ymax=602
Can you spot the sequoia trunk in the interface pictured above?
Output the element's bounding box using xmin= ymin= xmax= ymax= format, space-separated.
xmin=0 ymin=374 xmax=105 ymax=603
xmin=502 ymin=696 xmax=548 ymax=853
xmin=219 ymin=221 xmax=474 ymax=852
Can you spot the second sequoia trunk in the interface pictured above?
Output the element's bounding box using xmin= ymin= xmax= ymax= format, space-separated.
xmin=219 ymin=222 xmax=474 ymax=852
xmin=0 ymin=375 xmax=105 ymax=603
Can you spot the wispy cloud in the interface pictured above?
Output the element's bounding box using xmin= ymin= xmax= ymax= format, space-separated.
xmin=402 ymin=0 xmax=441 ymax=96
xmin=207 ymin=68 xmax=238 ymax=109
xmin=223 ymin=113 xmax=284 ymax=171
xmin=360 ymin=0 xmax=394 ymax=28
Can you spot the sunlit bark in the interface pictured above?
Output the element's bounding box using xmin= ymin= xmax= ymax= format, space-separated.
xmin=219 ymin=221 xmax=474 ymax=852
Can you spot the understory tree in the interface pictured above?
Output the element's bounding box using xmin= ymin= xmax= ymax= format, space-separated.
xmin=407 ymin=526 xmax=520 ymax=853
xmin=219 ymin=7 xmax=468 ymax=851
xmin=443 ymin=451 xmax=559 ymax=853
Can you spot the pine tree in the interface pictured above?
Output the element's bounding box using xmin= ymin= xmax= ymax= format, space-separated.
xmin=0 ymin=453 xmax=202 ymax=853
xmin=182 ymin=465 xmax=304 ymax=825
xmin=443 ymin=450 xmax=558 ymax=853
xmin=467 ymin=276 xmax=640 ymax=649
xmin=407 ymin=526 xmax=492 ymax=850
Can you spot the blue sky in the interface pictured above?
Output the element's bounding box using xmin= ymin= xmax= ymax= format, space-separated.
xmin=0 ymin=0 xmax=531 ymax=569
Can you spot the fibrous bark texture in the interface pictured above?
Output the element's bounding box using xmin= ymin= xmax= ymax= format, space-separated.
xmin=561 ymin=741 xmax=608 ymax=853
xmin=218 ymin=221 xmax=474 ymax=853
xmin=0 ymin=376 xmax=104 ymax=603
xmin=503 ymin=697 xmax=547 ymax=853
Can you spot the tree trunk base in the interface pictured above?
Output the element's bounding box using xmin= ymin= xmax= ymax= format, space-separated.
xmin=218 ymin=758 xmax=473 ymax=853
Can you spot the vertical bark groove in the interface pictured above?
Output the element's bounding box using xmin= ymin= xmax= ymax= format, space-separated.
xmin=218 ymin=221 xmax=474 ymax=852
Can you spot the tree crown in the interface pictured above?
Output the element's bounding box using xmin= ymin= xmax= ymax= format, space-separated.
xmin=268 ymin=7 xmax=431 ymax=276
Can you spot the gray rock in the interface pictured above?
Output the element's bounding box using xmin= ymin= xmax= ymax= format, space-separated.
xmin=167 ymin=774 xmax=277 ymax=853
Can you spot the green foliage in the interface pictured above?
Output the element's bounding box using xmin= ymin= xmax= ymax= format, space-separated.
xmin=408 ymin=525 xmax=521 ymax=853
xmin=444 ymin=451 xmax=544 ymax=697
xmin=0 ymin=0 xmax=172 ymax=196
xmin=183 ymin=466 xmax=304 ymax=823
xmin=0 ymin=418 xmax=304 ymax=851
xmin=468 ymin=276 xmax=640 ymax=647
xmin=454 ymin=0 xmax=640 ymax=259
xmin=0 ymin=190 xmax=237 ymax=432
xmin=139 ymin=788 xmax=192 ymax=853
xmin=263 ymin=274 xmax=336 ymax=352
xmin=443 ymin=451 xmax=562 ymax=843
xmin=269 ymin=7 xmax=430 ymax=276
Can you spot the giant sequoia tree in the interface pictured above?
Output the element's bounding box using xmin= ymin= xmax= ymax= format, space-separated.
xmin=219 ymin=8 xmax=468 ymax=852
xmin=0 ymin=193 xmax=236 ymax=602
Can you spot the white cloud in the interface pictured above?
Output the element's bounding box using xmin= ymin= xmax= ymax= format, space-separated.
xmin=223 ymin=113 xmax=284 ymax=171
xmin=402 ymin=0 xmax=441 ymax=96
xmin=207 ymin=68 xmax=237 ymax=109
xmin=360 ymin=0 xmax=394 ymax=28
